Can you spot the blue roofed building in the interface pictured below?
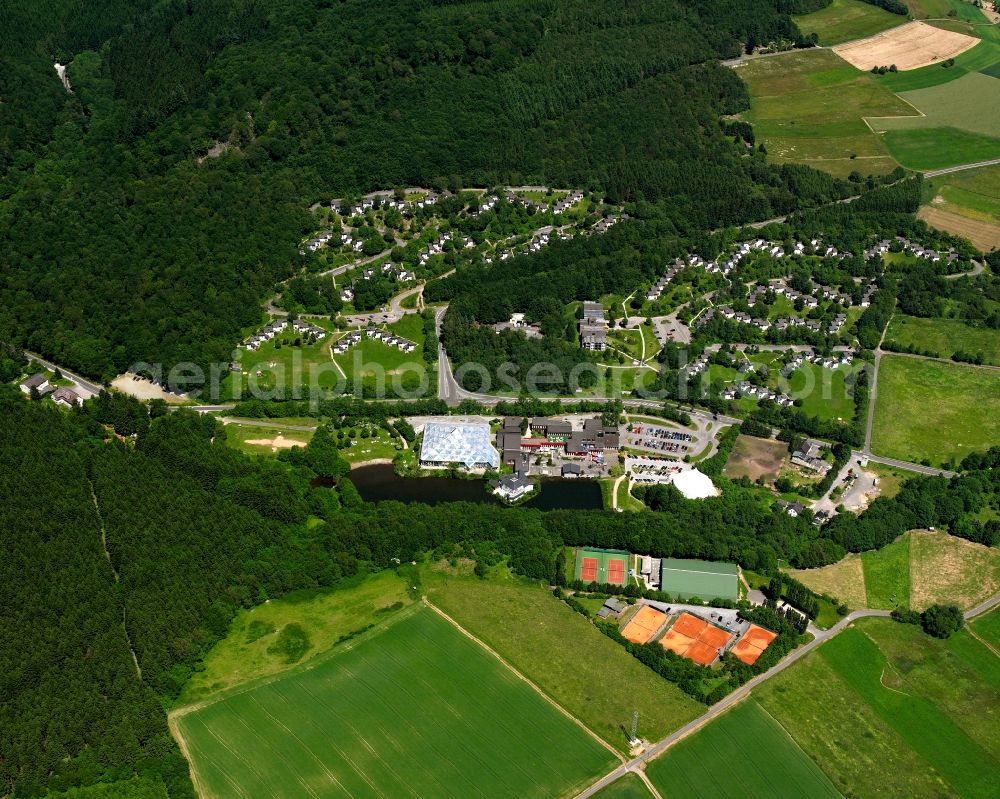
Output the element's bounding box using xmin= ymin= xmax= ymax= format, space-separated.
xmin=419 ymin=422 xmax=500 ymax=470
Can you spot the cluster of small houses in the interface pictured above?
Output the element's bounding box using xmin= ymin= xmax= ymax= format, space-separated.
xmin=697 ymin=304 xmax=850 ymax=336
xmin=780 ymin=349 xmax=854 ymax=377
xmin=328 ymin=328 xmax=417 ymax=355
xmin=243 ymin=319 xmax=327 ymax=352
xmin=417 ymin=231 xmax=475 ymax=266
xmin=331 ymin=192 xmax=441 ymax=217
xmin=864 ymin=237 xmax=961 ymax=265
xmin=19 ymin=373 xmax=82 ymax=407
xmin=340 ymin=262 xmax=415 ymax=303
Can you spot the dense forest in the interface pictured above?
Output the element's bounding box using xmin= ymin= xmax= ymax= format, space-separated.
xmin=2 ymin=0 xmax=863 ymax=381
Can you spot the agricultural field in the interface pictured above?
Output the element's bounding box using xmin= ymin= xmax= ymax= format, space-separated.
xmin=876 ymin=19 xmax=1000 ymax=92
xmin=880 ymin=127 xmax=1000 ymax=171
xmin=181 ymin=570 xmax=415 ymax=703
xmin=885 ymin=314 xmax=1000 ymax=365
xmin=645 ymin=701 xmax=841 ymax=799
xmin=174 ymin=607 xmax=615 ymax=799
xmin=870 ymin=354 xmax=1000 ymax=466
xmin=422 ymin=565 xmax=702 ymax=747
xmin=756 ymin=618 xmax=1000 ymax=798
xmin=591 ymin=774 xmax=652 ymax=799
xmin=920 ymin=161 xmax=1000 ymax=250
xmin=793 ymin=0 xmax=906 ymax=46
xmin=870 ymin=72 xmax=1000 ymax=139
xmin=793 ymin=530 xmax=1000 ymax=611
xmin=832 ymin=21 xmax=979 ymax=71
xmin=722 ymin=434 xmax=788 ymax=482
xmin=737 ymin=49 xmax=911 ymax=177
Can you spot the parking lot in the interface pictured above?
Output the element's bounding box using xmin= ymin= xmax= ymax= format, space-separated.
xmin=625 ymin=455 xmax=684 ymax=484
xmin=623 ymin=423 xmax=694 ymax=456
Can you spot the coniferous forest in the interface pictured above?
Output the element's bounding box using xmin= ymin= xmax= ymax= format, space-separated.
xmin=6 ymin=0 xmax=836 ymax=381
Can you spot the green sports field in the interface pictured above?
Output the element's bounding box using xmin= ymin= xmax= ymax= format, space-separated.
xmin=660 ymin=558 xmax=739 ymax=601
xmin=575 ymin=547 xmax=631 ymax=585
xmin=645 ymin=701 xmax=841 ymax=799
xmin=174 ymin=607 xmax=615 ymax=799
xmin=871 ymin=354 xmax=1000 ymax=467
xmin=885 ymin=315 xmax=1000 ymax=366
xmin=738 ymin=49 xmax=910 ymax=177
xmin=756 ymin=618 xmax=1000 ymax=798
xmin=794 ymin=0 xmax=905 ymax=45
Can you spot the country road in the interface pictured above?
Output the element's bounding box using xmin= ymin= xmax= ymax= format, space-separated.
xmin=25 ymin=352 xmax=102 ymax=396
xmin=924 ymin=158 xmax=1000 ymax=178
xmin=574 ymin=590 xmax=1000 ymax=798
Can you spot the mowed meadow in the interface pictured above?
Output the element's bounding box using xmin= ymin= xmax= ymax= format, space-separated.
xmin=737 ymin=49 xmax=912 ymax=178
xmin=173 ymin=607 xmax=616 ymax=799
xmin=871 ymin=355 xmax=1000 ymax=467
xmin=755 ymin=618 xmax=1000 ymax=798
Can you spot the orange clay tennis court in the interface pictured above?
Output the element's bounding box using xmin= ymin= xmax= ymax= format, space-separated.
xmin=580 ymin=557 xmax=598 ymax=582
xmin=607 ymin=559 xmax=625 ymax=585
xmin=621 ymin=606 xmax=668 ymax=644
xmin=658 ymin=612 xmax=734 ymax=666
xmin=731 ymin=623 xmax=778 ymax=665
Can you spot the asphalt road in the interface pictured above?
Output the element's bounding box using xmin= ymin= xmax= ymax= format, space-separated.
xmin=25 ymin=352 xmax=102 ymax=396
xmin=924 ymin=158 xmax=1000 ymax=178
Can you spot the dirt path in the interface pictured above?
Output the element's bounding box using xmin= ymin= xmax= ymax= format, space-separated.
xmin=611 ymin=474 xmax=626 ymax=510
xmin=423 ymin=598 xmax=626 ymax=764
xmin=967 ymin=626 xmax=1000 ymax=659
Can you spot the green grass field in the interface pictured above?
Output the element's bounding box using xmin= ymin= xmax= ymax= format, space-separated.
xmin=220 ymin=421 xmax=314 ymax=457
xmin=422 ymin=566 xmax=702 ymax=747
xmin=922 ymin=161 xmax=1000 ymax=224
xmin=871 ymin=354 xmax=1000 ymax=466
xmin=794 ymin=0 xmax=906 ymax=45
xmin=885 ymin=314 xmax=1000 ymax=365
xmin=738 ymin=49 xmax=910 ymax=177
xmin=861 ymin=534 xmax=910 ymax=608
xmin=970 ymin=604 xmax=1000 ymax=648
xmin=880 ymin=126 xmax=1000 ymax=171
xmin=785 ymin=362 xmax=859 ymax=422
xmin=870 ymin=72 xmax=1000 ymax=139
xmin=174 ymin=607 xmax=615 ymax=799
xmin=181 ymin=570 xmax=415 ymax=703
xmin=756 ymin=618 xmax=1000 ymax=798
xmin=332 ymin=314 xmax=430 ymax=395
xmin=646 ymin=701 xmax=841 ymax=799
xmin=591 ymin=774 xmax=652 ymax=799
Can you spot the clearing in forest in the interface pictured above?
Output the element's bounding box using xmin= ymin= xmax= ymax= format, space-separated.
xmin=173 ymin=607 xmax=615 ymax=799
xmin=833 ymin=21 xmax=979 ymax=71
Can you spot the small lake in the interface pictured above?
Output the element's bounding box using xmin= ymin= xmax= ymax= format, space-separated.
xmin=346 ymin=464 xmax=603 ymax=510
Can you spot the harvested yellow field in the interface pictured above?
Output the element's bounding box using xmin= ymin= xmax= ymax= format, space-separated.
xmin=909 ymin=529 xmax=1000 ymax=610
xmin=790 ymin=554 xmax=868 ymax=609
xmin=833 ymin=21 xmax=979 ymax=71
xmin=918 ymin=205 xmax=1000 ymax=251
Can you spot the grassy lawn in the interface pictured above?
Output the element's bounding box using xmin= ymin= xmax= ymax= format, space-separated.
xmin=220 ymin=421 xmax=314 ymax=457
xmin=871 ymin=354 xmax=1000 ymax=467
xmin=757 ymin=618 xmax=1000 ymax=798
xmin=234 ymin=318 xmax=342 ymax=392
xmin=784 ymin=362 xmax=859 ymax=422
xmin=615 ymin=478 xmax=646 ymax=512
xmin=180 ymin=570 xmax=415 ymax=703
xmin=885 ymin=314 xmax=1000 ymax=365
xmin=861 ymin=534 xmax=911 ymax=609
xmin=174 ymin=607 xmax=615 ymax=799
xmin=336 ymin=426 xmax=403 ymax=464
xmin=791 ymin=553 xmax=868 ymax=609
xmin=645 ymin=701 xmax=841 ymax=799
xmin=422 ymin=565 xmax=702 ymax=748
xmin=592 ymin=774 xmax=652 ymax=799
xmin=794 ymin=0 xmax=906 ymax=45
xmin=738 ymin=49 xmax=909 ymax=177
xmin=908 ymin=529 xmax=1000 ymax=610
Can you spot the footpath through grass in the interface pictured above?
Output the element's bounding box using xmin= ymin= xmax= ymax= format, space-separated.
xmin=175 ymin=607 xmax=615 ymax=799
xmin=422 ymin=564 xmax=702 ymax=748
xmin=756 ymin=617 xmax=1000 ymax=798
xmin=645 ymin=701 xmax=841 ymax=799
xmin=871 ymin=354 xmax=1000 ymax=467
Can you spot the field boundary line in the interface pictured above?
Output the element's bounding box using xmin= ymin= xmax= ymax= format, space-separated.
xmin=422 ymin=597 xmax=627 ymax=764
xmin=966 ymin=625 xmax=1000 ymax=659
xmin=169 ymin=714 xmax=212 ymax=799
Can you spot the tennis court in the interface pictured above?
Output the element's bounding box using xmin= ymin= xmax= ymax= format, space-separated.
xmin=621 ymin=606 xmax=668 ymax=644
xmin=575 ymin=547 xmax=631 ymax=586
xmin=659 ymin=612 xmax=734 ymax=666
xmin=731 ymin=624 xmax=778 ymax=665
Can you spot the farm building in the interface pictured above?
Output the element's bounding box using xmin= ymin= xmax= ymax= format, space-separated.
xmin=419 ymin=422 xmax=500 ymax=470
xmin=660 ymin=558 xmax=739 ymax=602
xmin=575 ymin=547 xmax=631 ymax=587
